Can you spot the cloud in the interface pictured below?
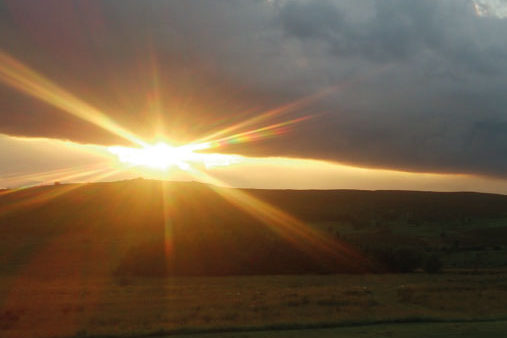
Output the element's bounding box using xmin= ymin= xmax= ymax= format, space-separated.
xmin=1 ymin=0 xmax=507 ymax=178
xmin=473 ymin=0 xmax=507 ymax=18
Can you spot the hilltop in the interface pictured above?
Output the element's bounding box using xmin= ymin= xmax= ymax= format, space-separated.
xmin=0 ymin=179 xmax=506 ymax=278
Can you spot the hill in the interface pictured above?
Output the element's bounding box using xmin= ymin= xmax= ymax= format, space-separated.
xmin=1 ymin=179 xmax=506 ymax=277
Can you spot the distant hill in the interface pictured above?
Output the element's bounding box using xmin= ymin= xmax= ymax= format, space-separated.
xmin=0 ymin=180 xmax=506 ymax=278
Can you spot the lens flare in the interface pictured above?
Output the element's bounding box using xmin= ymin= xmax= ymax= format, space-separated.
xmin=201 ymin=116 xmax=311 ymax=150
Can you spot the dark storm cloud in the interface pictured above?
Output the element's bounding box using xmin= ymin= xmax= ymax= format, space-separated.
xmin=1 ymin=0 xmax=507 ymax=177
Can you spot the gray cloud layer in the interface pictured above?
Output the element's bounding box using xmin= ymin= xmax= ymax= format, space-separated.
xmin=1 ymin=0 xmax=506 ymax=177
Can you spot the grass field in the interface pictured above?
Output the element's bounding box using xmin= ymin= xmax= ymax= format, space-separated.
xmin=1 ymin=182 xmax=506 ymax=337
xmin=1 ymin=270 xmax=507 ymax=337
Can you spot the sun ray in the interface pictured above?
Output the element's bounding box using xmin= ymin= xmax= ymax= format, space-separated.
xmin=82 ymin=166 xmax=129 ymax=183
xmin=188 ymin=65 xmax=390 ymax=153
xmin=161 ymin=181 xmax=175 ymax=272
xmin=201 ymin=115 xmax=312 ymax=151
xmin=0 ymin=163 xmax=112 ymax=190
xmin=1 ymin=166 xmax=91 ymax=185
xmin=191 ymin=86 xmax=336 ymax=145
xmin=0 ymin=51 xmax=145 ymax=146
xmin=0 ymin=165 xmax=128 ymax=218
xmin=0 ymin=181 xmax=89 ymax=218
xmin=184 ymin=167 xmax=375 ymax=272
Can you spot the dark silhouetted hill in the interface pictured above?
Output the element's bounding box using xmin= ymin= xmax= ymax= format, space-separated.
xmin=0 ymin=180 xmax=506 ymax=277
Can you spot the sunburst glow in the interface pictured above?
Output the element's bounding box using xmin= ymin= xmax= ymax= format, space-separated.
xmin=108 ymin=142 xmax=239 ymax=171
xmin=107 ymin=114 xmax=313 ymax=172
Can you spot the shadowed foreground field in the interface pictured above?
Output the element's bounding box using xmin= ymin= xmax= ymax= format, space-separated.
xmin=1 ymin=271 xmax=507 ymax=337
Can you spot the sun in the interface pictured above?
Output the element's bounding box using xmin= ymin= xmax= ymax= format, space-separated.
xmin=108 ymin=142 xmax=238 ymax=171
xmin=108 ymin=142 xmax=208 ymax=171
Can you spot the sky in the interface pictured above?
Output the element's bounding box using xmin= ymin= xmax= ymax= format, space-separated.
xmin=1 ymin=0 xmax=507 ymax=193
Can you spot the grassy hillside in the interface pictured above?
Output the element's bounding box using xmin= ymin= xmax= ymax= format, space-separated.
xmin=1 ymin=180 xmax=507 ymax=337
xmin=0 ymin=179 xmax=506 ymax=278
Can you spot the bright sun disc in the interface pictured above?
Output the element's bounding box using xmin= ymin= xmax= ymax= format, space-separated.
xmin=108 ymin=142 xmax=238 ymax=171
